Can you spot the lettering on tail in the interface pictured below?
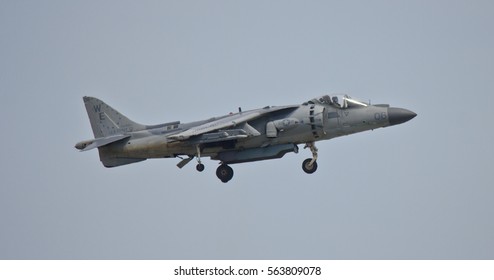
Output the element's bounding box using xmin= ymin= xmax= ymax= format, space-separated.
xmin=93 ymin=105 xmax=105 ymax=121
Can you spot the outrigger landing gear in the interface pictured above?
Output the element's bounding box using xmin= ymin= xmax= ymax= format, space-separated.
xmin=196 ymin=163 xmax=205 ymax=172
xmin=302 ymin=142 xmax=318 ymax=174
xmin=195 ymin=145 xmax=205 ymax=172
xmin=216 ymin=164 xmax=234 ymax=183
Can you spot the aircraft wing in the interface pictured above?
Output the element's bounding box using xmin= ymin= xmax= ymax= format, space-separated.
xmin=167 ymin=105 xmax=298 ymax=141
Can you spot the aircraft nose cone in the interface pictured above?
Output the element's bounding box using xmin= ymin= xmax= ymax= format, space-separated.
xmin=388 ymin=107 xmax=417 ymax=125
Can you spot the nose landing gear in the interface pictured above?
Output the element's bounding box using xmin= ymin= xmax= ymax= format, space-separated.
xmin=302 ymin=142 xmax=318 ymax=174
xmin=302 ymin=158 xmax=318 ymax=173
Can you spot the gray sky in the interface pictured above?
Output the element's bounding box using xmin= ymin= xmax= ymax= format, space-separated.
xmin=1 ymin=0 xmax=493 ymax=259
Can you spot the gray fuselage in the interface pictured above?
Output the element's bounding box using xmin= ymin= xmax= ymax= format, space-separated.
xmin=100 ymin=102 xmax=397 ymax=161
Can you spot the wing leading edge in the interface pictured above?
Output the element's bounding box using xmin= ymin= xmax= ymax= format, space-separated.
xmin=167 ymin=105 xmax=298 ymax=141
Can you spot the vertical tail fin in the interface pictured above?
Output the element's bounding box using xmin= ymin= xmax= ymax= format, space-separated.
xmin=83 ymin=96 xmax=146 ymax=138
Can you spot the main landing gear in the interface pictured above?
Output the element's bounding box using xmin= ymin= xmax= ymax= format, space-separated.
xmin=302 ymin=142 xmax=318 ymax=174
xmin=184 ymin=142 xmax=319 ymax=182
xmin=216 ymin=164 xmax=234 ymax=183
xmin=191 ymin=145 xmax=233 ymax=183
xmin=194 ymin=162 xmax=233 ymax=183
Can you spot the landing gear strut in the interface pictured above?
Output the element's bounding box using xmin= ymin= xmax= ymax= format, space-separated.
xmin=216 ymin=164 xmax=234 ymax=183
xmin=195 ymin=145 xmax=205 ymax=172
xmin=302 ymin=142 xmax=318 ymax=174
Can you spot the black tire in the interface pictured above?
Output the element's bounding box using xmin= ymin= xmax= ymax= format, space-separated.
xmin=216 ymin=164 xmax=234 ymax=183
xmin=196 ymin=163 xmax=205 ymax=172
xmin=302 ymin=158 xmax=318 ymax=174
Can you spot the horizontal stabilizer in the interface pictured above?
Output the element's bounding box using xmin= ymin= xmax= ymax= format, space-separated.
xmin=75 ymin=134 xmax=130 ymax=151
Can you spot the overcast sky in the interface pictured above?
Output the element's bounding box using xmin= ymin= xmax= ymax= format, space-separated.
xmin=1 ymin=0 xmax=493 ymax=259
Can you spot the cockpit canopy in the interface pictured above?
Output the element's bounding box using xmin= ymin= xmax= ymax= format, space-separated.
xmin=307 ymin=94 xmax=369 ymax=109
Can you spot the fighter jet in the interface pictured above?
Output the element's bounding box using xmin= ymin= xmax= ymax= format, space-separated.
xmin=75 ymin=95 xmax=416 ymax=183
